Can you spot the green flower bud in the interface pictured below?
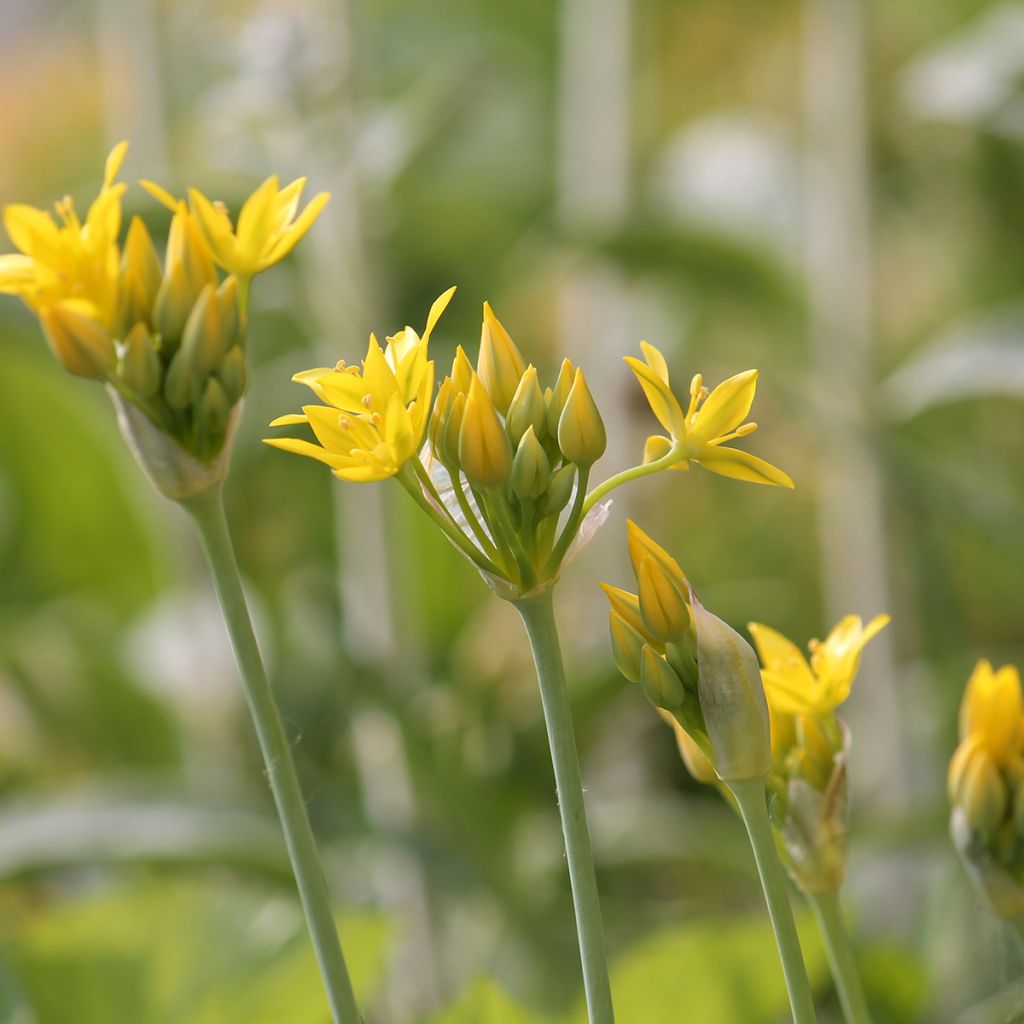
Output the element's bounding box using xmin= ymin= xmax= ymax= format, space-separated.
xmin=537 ymin=463 xmax=576 ymax=519
xmin=608 ymin=609 xmax=646 ymax=684
xmin=163 ymin=347 xmax=193 ymax=410
xmin=510 ymin=426 xmax=551 ymax=500
xmin=506 ymin=365 xmax=547 ymax=445
xmin=443 ymin=391 xmax=467 ymax=471
xmin=118 ymin=216 xmax=163 ymax=335
xmin=558 ymin=368 xmax=606 ymax=466
xmin=197 ymin=376 xmax=230 ymax=441
xmin=477 ymin=302 xmax=527 ymax=415
xmin=181 ymin=283 xmax=229 ymax=385
xmin=119 ymin=322 xmax=162 ymax=398
xmin=215 ymin=276 xmax=241 ymax=351
xmin=960 ymin=752 xmax=1007 ymax=836
xmin=640 ymin=644 xmax=687 ymax=711
xmin=545 ymin=358 xmax=575 ymax=440
xmin=153 ymin=260 xmax=193 ymax=349
xmin=217 ymin=346 xmax=247 ymax=404
xmin=692 ymin=602 xmax=771 ymax=782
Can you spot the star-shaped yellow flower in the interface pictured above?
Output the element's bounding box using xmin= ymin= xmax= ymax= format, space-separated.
xmin=748 ymin=614 xmax=890 ymax=717
xmin=265 ymin=287 xmax=454 ymax=482
xmin=0 ymin=141 xmax=127 ymax=331
xmin=624 ymin=340 xmax=793 ymax=488
xmin=185 ymin=176 xmax=330 ymax=279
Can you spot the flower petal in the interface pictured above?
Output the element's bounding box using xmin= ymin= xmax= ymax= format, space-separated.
xmin=691 ymin=369 xmax=758 ymax=444
xmin=696 ymin=446 xmax=794 ymax=488
xmin=624 ymin=355 xmax=686 ymax=438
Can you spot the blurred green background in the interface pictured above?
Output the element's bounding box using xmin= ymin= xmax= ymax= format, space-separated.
xmin=2 ymin=0 xmax=1023 ymax=1020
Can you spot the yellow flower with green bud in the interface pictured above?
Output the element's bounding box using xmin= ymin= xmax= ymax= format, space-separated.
xmin=0 ymin=142 xmax=330 ymax=501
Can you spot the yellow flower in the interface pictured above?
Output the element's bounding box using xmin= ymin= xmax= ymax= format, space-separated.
xmin=957 ymin=660 xmax=1024 ymax=767
xmin=748 ymin=614 xmax=890 ymax=717
xmin=624 ymin=340 xmax=793 ymax=488
xmin=265 ymin=287 xmax=454 ymax=482
xmin=184 ymin=176 xmax=330 ymax=279
xmin=0 ymin=141 xmax=127 ymax=331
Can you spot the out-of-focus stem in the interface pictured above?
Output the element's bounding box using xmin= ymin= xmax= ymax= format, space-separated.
xmin=808 ymin=890 xmax=873 ymax=1024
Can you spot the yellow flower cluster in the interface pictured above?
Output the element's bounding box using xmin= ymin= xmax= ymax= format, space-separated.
xmin=0 ymin=143 xmax=329 ymax=473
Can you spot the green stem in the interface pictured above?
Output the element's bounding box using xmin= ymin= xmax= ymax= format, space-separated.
xmin=730 ymin=778 xmax=817 ymax=1024
xmin=808 ymin=890 xmax=872 ymax=1024
xmin=582 ymin=443 xmax=683 ymax=516
xmin=184 ymin=485 xmax=362 ymax=1024
xmin=514 ymin=589 xmax=615 ymax=1024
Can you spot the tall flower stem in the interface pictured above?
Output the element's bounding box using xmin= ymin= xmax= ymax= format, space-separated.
xmin=730 ymin=778 xmax=817 ymax=1024
xmin=514 ymin=589 xmax=615 ymax=1024
xmin=808 ymin=890 xmax=873 ymax=1024
xmin=184 ymin=484 xmax=362 ymax=1024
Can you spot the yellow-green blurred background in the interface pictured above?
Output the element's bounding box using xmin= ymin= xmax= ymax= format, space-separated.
xmin=2 ymin=0 xmax=1023 ymax=1020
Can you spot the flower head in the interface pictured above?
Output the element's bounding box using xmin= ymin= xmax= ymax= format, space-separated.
xmin=0 ymin=141 xmax=127 ymax=336
xmin=748 ymin=614 xmax=890 ymax=717
xmin=624 ymin=341 xmax=793 ymax=488
xmin=183 ymin=176 xmax=330 ymax=279
xmin=265 ymin=287 xmax=453 ymax=482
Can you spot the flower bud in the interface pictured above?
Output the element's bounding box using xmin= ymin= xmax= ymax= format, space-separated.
xmin=608 ymin=609 xmax=646 ymax=684
xmin=545 ymin=359 xmax=575 ymax=440
xmin=153 ymin=259 xmax=193 ymax=348
xmin=451 ymin=345 xmax=475 ymax=394
xmin=40 ymin=301 xmax=115 ymax=380
xmin=459 ymin=375 xmax=513 ymax=486
xmin=119 ymin=322 xmax=162 ymax=398
xmin=180 ymin=283 xmax=230 ymax=385
xmin=443 ymin=391 xmax=467 ymax=471
xmin=636 ymin=555 xmax=692 ymax=643
xmin=163 ymin=346 xmax=193 ymax=410
xmin=626 ymin=520 xmax=688 ymax=587
xmin=692 ymin=602 xmax=771 ymax=782
xmin=197 ymin=376 xmax=230 ymax=444
xmin=537 ymin=463 xmax=576 ymax=519
xmin=510 ymin=426 xmax=551 ymax=501
xmin=429 ymin=378 xmax=454 ymax=463
xmin=600 ymin=582 xmax=648 ymax=638
xmin=558 ymin=369 xmax=606 ymax=466
xmin=477 ymin=302 xmax=527 ymax=415
xmin=166 ymin=205 xmax=216 ymax=299
xmin=658 ymin=710 xmax=718 ymax=784
xmin=506 ymin=366 xmax=547 ymax=445
xmin=217 ymin=346 xmax=247 ymax=404
xmin=959 ymin=750 xmax=1007 ymax=835
xmin=118 ymin=216 xmax=163 ymax=334
xmin=640 ymin=644 xmax=687 ymax=711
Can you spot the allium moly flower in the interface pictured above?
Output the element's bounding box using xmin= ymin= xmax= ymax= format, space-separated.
xmin=748 ymin=615 xmax=890 ymax=717
xmin=185 ymin=177 xmax=330 ymax=279
xmin=265 ymin=287 xmax=454 ymax=482
xmin=0 ymin=141 xmax=127 ymax=334
xmin=624 ymin=341 xmax=793 ymax=488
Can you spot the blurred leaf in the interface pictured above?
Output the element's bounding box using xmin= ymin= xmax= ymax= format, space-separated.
xmin=564 ymin=913 xmax=827 ymax=1024
xmin=5 ymin=880 xmax=387 ymax=1024
xmin=881 ymin=307 xmax=1024 ymax=420
xmin=0 ymin=791 xmax=289 ymax=880
xmin=425 ymin=978 xmax=548 ymax=1023
xmin=858 ymin=943 xmax=928 ymax=1023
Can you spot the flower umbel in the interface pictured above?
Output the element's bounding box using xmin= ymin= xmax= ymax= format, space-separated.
xmin=624 ymin=341 xmax=794 ymax=488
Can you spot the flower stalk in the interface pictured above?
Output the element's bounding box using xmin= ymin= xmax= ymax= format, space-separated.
xmin=514 ymin=589 xmax=615 ymax=1024
xmin=807 ymin=890 xmax=873 ymax=1024
xmin=185 ymin=484 xmax=362 ymax=1024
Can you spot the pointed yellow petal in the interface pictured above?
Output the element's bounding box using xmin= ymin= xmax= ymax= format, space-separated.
xmin=639 ymin=340 xmax=669 ymax=384
xmin=264 ymin=191 xmax=331 ymax=267
xmin=188 ymin=188 xmax=243 ymax=271
xmin=747 ymin=622 xmax=816 ymax=702
xmin=691 ymin=370 xmax=758 ymax=444
xmin=269 ymin=413 xmax=309 ymax=427
xmin=624 ymin=355 xmax=686 ymax=438
xmin=422 ymin=285 xmax=457 ymax=345
xmin=0 ymin=253 xmax=36 ymax=292
xmin=104 ymin=141 xmax=129 ymax=188
xmin=696 ymin=446 xmax=794 ymax=488
xmin=236 ymin=175 xmax=281 ymax=253
xmin=3 ymin=204 xmax=60 ymax=260
xmin=139 ymin=179 xmax=179 ymax=212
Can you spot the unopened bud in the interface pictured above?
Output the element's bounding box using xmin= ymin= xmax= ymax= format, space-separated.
xmin=797 ymin=714 xmax=842 ymax=786
xmin=608 ymin=609 xmax=646 ymax=684
xmin=558 ymin=369 xmax=606 ymax=466
xmin=197 ymin=376 xmax=230 ymax=441
xmin=459 ymin=375 xmax=513 ymax=485
xmin=545 ymin=359 xmax=575 ymax=439
xmin=163 ymin=347 xmax=193 ymax=410
xmin=537 ymin=463 xmax=576 ymax=518
xmin=215 ymin=276 xmax=241 ymax=351
xmin=511 ymin=426 xmax=551 ymax=500
xmin=181 ymin=283 xmax=230 ymax=385
xmin=153 ymin=260 xmax=193 ymax=349
xmin=506 ymin=365 xmax=547 ymax=445
xmin=659 ymin=710 xmax=719 ymax=784
xmin=451 ymin=345 xmax=475 ymax=394
xmin=600 ymin=582 xmax=649 ymax=638
xmin=443 ymin=391 xmax=467 ymax=471
xmin=636 ymin=555 xmax=692 ymax=643
xmin=166 ymin=205 xmax=216 ymax=299
xmin=119 ymin=322 xmax=162 ymax=397
xmin=640 ymin=644 xmax=687 ymax=711
xmin=40 ymin=302 xmax=115 ymax=380
xmin=478 ymin=302 xmax=527 ymax=415
xmin=429 ymin=378 xmax=454 ymax=463
xmin=626 ymin=520 xmax=689 ymax=588
xmin=218 ymin=346 xmax=247 ymax=404
xmin=693 ymin=603 xmax=771 ymax=782
xmin=959 ymin=751 xmax=1007 ymax=835
xmin=118 ymin=216 xmax=163 ymax=334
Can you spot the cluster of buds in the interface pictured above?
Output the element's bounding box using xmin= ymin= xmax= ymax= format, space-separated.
xmin=0 ymin=143 xmax=328 ymax=501
xmin=602 ymin=522 xmax=772 ymax=784
xmin=948 ymin=660 xmax=1024 ymax=920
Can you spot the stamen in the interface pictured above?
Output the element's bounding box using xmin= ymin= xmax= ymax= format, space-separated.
xmin=338 ymin=415 xmax=352 ymax=430
xmin=361 ymin=394 xmax=373 ymax=409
